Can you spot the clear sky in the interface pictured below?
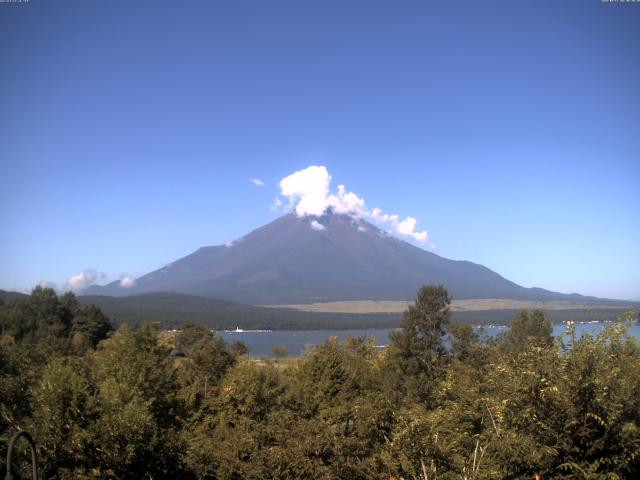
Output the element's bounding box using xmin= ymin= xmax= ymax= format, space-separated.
xmin=1 ymin=0 xmax=638 ymax=300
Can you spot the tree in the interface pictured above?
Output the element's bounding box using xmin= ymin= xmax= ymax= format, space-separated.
xmin=0 ymin=286 xmax=68 ymax=342
xmin=30 ymin=357 xmax=95 ymax=477
xmin=71 ymin=304 xmax=113 ymax=349
xmin=555 ymin=323 xmax=640 ymax=478
xmin=386 ymin=285 xmax=452 ymax=404
xmin=89 ymin=323 xmax=186 ymax=478
xmin=0 ymin=288 xmax=112 ymax=352
xmin=272 ymin=345 xmax=288 ymax=360
xmin=172 ymin=321 xmax=235 ymax=413
xmin=229 ymin=340 xmax=249 ymax=358
xmin=503 ymin=309 xmax=553 ymax=352
xmin=176 ymin=321 xmax=211 ymax=351
xmin=448 ymin=322 xmax=481 ymax=364
xmin=0 ymin=338 xmax=42 ymax=476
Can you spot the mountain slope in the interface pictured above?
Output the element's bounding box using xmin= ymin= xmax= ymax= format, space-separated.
xmin=0 ymin=289 xmax=28 ymax=303
xmin=83 ymin=212 xmax=598 ymax=304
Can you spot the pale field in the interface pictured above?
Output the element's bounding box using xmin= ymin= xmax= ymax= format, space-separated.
xmin=262 ymin=299 xmax=632 ymax=314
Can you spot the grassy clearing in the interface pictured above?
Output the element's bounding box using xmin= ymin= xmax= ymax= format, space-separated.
xmin=263 ymin=298 xmax=635 ymax=313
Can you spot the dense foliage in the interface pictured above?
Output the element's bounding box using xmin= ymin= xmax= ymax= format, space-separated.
xmin=1 ymin=286 xmax=639 ymax=479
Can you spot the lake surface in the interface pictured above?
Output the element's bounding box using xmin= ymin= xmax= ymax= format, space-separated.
xmin=219 ymin=321 xmax=640 ymax=357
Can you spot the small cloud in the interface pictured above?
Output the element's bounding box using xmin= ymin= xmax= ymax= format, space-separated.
xmin=250 ymin=178 xmax=266 ymax=187
xmin=396 ymin=216 xmax=428 ymax=242
xmin=270 ymin=197 xmax=283 ymax=212
xmin=66 ymin=269 xmax=106 ymax=291
xmin=119 ymin=275 xmax=136 ymax=288
xmin=310 ymin=220 xmax=326 ymax=231
xmin=370 ymin=208 xmax=398 ymax=224
xmin=225 ymin=241 xmax=234 ymax=247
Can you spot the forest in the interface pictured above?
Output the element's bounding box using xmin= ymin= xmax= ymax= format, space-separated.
xmin=1 ymin=285 xmax=639 ymax=479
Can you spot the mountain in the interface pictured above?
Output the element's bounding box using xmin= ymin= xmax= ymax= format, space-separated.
xmin=0 ymin=289 xmax=28 ymax=303
xmin=83 ymin=212 xmax=599 ymax=304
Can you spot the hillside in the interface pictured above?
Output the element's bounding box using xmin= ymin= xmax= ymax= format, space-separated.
xmin=78 ymin=292 xmax=634 ymax=330
xmin=3 ymin=289 xmax=632 ymax=330
xmin=83 ymin=212 xmax=603 ymax=304
xmin=78 ymin=292 xmax=401 ymax=330
xmin=0 ymin=289 xmax=28 ymax=303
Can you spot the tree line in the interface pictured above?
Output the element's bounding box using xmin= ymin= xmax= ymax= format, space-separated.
xmin=1 ymin=285 xmax=639 ymax=479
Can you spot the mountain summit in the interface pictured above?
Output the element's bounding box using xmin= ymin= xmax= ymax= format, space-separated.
xmin=83 ymin=212 xmax=591 ymax=304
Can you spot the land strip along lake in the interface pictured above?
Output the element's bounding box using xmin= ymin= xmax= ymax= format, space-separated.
xmin=219 ymin=321 xmax=640 ymax=357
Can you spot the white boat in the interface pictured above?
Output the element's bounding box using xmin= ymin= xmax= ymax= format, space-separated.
xmin=221 ymin=327 xmax=273 ymax=333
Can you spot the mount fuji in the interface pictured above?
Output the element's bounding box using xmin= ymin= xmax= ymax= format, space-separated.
xmin=82 ymin=212 xmax=596 ymax=305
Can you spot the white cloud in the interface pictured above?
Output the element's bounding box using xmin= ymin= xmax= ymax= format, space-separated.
xmin=396 ymin=217 xmax=417 ymax=235
xmin=67 ymin=269 xmax=106 ymax=291
xmin=250 ymin=178 xmax=266 ymax=187
xmin=310 ymin=220 xmax=326 ymax=231
xmin=279 ymin=165 xmax=331 ymax=216
xmin=328 ymin=185 xmax=366 ymax=216
xmin=396 ymin=216 xmax=428 ymax=242
xmin=270 ymin=197 xmax=282 ymax=212
xmin=275 ymin=165 xmax=431 ymax=245
xmin=370 ymin=207 xmax=398 ymax=224
xmin=119 ymin=275 xmax=136 ymax=288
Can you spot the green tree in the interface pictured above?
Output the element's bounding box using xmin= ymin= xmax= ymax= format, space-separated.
xmin=272 ymin=345 xmax=288 ymax=360
xmin=89 ymin=323 xmax=187 ymax=478
xmin=183 ymin=361 xmax=287 ymax=479
xmin=386 ymin=285 xmax=452 ymax=405
xmin=503 ymin=309 xmax=553 ymax=352
xmin=71 ymin=304 xmax=113 ymax=349
xmin=30 ymin=357 xmax=96 ymax=478
xmin=175 ymin=322 xmax=235 ymax=407
xmin=0 ymin=286 xmax=69 ymax=343
xmin=448 ymin=322 xmax=485 ymax=366
xmin=176 ymin=321 xmax=211 ymax=350
xmin=555 ymin=323 xmax=640 ymax=478
xmin=229 ymin=340 xmax=249 ymax=358
xmin=0 ymin=288 xmax=112 ymax=352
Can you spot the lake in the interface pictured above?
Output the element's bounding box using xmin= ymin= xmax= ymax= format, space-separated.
xmin=219 ymin=321 xmax=640 ymax=357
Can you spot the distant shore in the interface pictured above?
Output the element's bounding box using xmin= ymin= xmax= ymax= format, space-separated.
xmin=262 ymin=298 xmax=637 ymax=314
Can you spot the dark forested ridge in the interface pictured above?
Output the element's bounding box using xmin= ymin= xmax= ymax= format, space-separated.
xmin=79 ymin=292 xmax=633 ymax=330
xmin=78 ymin=292 xmax=402 ymax=330
xmin=0 ymin=289 xmax=27 ymax=302
xmin=1 ymin=286 xmax=639 ymax=479
xmin=2 ymin=289 xmax=631 ymax=330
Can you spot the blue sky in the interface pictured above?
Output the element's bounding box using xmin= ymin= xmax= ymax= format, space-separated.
xmin=1 ymin=0 xmax=638 ymax=300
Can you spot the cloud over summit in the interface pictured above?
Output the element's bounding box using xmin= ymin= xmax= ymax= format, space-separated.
xmin=276 ymin=165 xmax=430 ymax=244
